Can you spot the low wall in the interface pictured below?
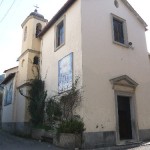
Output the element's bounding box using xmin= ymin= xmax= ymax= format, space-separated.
xmin=2 ymin=122 xmax=31 ymax=135
xmin=82 ymin=131 xmax=116 ymax=149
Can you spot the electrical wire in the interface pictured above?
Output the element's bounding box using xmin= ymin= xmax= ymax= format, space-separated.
xmin=0 ymin=0 xmax=4 ymax=8
xmin=0 ymin=0 xmax=16 ymax=23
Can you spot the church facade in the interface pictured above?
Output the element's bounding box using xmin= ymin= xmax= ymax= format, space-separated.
xmin=1 ymin=0 xmax=150 ymax=148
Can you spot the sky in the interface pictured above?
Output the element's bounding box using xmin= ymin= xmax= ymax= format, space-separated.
xmin=0 ymin=0 xmax=149 ymax=74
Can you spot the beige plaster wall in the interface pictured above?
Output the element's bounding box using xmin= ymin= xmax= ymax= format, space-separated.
xmin=14 ymin=52 xmax=36 ymax=123
xmin=81 ymin=0 xmax=150 ymax=132
xmin=14 ymin=16 xmax=47 ymax=123
xmin=21 ymin=17 xmax=46 ymax=53
xmin=17 ymin=54 xmax=28 ymax=86
xmin=15 ymin=87 xmax=27 ymax=122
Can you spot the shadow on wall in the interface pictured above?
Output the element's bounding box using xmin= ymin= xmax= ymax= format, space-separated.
xmin=0 ymin=92 xmax=2 ymax=128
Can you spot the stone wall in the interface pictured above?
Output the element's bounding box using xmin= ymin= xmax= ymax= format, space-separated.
xmin=2 ymin=122 xmax=31 ymax=135
xmin=0 ymin=107 xmax=1 ymax=128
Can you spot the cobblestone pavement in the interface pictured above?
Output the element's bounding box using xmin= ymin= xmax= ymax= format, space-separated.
xmin=92 ymin=142 xmax=150 ymax=150
xmin=127 ymin=143 xmax=150 ymax=150
xmin=0 ymin=130 xmax=64 ymax=150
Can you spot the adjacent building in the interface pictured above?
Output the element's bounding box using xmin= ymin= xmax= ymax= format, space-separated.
xmin=1 ymin=0 xmax=150 ymax=148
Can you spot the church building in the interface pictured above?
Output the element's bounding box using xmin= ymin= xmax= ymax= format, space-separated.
xmin=1 ymin=0 xmax=150 ymax=148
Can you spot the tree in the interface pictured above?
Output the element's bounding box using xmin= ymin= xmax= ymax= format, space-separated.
xmin=19 ymin=66 xmax=47 ymax=127
xmin=59 ymin=77 xmax=82 ymax=120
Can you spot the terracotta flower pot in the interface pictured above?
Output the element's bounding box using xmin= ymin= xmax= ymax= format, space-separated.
xmin=54 ymin=133 xmax=81 ymax=149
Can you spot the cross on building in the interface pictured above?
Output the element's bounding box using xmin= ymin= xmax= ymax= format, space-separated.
xmin=34 ymin=4 xmax=39 ymax=12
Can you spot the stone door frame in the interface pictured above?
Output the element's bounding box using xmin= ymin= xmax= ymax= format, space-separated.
xmin=110 ymin=75 xmax=139 ymax=145
xmin=114 ymin=91 xmax=139 ymax=145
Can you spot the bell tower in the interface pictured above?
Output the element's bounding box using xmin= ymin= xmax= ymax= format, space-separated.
xmin=17 ymin=9 xmax=47 ymax=86
xmin=15 ymin=9 xmax=47 ymax=127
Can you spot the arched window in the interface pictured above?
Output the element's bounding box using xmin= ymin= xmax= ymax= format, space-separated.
xmin=33 ymin=56 xmax=39 ymax=65
xmin=21 ymin=59 xmax=25 ymax=67
xmin=24 ymin=26 xmax=27 ymax=41
xmin=35 ymin=23 xmax=42 ymax=38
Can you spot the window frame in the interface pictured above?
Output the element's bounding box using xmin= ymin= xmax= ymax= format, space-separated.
xmin=111 ymin=13 xmax=128 ymax=47
xmin=24 ymin=26 xmax=27 ymax=41
xmin=55 ymin=16 xmax=65 ymax=51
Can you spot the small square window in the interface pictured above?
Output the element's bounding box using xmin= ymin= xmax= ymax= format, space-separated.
xmin=111 ymin=14 xmax=128 ymax=47
xmin=55 ymin=19 xmax=65 ymax=49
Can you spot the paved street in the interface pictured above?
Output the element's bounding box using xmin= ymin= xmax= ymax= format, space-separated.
xmin=93 ymin=142 xmax=150 ymax=150
xmin=0 ymin=130 xmax=63 ymax=150
xmin=1 ymin=129 xmax=150 ymax=150
xmin=128 ymin=143 xmax=150 ymax=150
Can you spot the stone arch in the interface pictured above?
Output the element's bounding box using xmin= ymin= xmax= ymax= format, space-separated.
xmin=21 ymin=59 xmax=25 ymax=67
xmin=33 ymin=56 xmax=39 ymax=65
xmin=35 ymin=23 xmax=42 ymax=37
xmin=24 ymin=26 xmax=27 ymax=41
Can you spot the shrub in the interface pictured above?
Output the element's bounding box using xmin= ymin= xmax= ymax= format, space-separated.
xmin=28 ymin=79 xmax=47 ymax=126
xmin=57 ymin=119 xmax=85 ymax=134
xmin=46 ymin=97 xmax=62 ymax=129
xmin=19 ymin=78 xmax=47 ymax=127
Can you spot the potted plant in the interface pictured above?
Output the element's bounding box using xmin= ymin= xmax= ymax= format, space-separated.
xmin=44 ymin=96 xmax=62 ymax=140
xmin=54 ymin=118 xmax=85 ymax=149
xmin=52 ymin=77 xmax=85 ymax=149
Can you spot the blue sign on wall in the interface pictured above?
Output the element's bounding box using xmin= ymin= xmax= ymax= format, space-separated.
xmin=58 ymin=53 xmax=73 ymax=93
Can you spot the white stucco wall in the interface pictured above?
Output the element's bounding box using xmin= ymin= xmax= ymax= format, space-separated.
xmin=41 ymin=0 xmax=82 ymax=106
xmin=81 ymin=0 xmax=150 ymax=132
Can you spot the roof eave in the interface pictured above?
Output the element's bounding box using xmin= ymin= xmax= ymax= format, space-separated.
xmin=121 ymin=0 xmax=148 ymax=30
xmin=4 ymin=66 xmax=18 ymax=73
xmin=39 ymin=0 xmax=76 ymax=37
xmin=0 ymin=73 xmax=15 ymax=85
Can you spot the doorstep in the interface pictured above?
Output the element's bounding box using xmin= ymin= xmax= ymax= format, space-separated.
xmin=85 ymin=142 xmax=142 ymax=150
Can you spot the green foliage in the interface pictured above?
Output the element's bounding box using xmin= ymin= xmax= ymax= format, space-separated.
xmin=33 ymin=124 xmax=51 ymax=131
xmin=57 ymin=119 xmax=85 ymax=134
xmin=45 ymin=77 xmax=84 ymax=134
xmin=46 ymin=96 xmax=62 ymax=128
xmin=59 ymin=77 xmax=81 ymax=120
xmin=28 ymin=79 xmax=47 ymax=126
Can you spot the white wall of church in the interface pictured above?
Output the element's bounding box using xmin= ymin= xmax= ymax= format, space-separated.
xmin=81 ymin=0 xmax=150 ymax=132
xmin=41 ymin=0 xmax=82 ymax=109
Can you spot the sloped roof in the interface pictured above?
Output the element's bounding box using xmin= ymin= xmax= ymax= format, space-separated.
xmin=4 ymin=66 xmax=18 ymax=73
xmin=39 ymin=0 xmax=147 ymax=37
xmin=121 ymin=0 xmax=147 ymax=30
xmin=0 ymin=73 xmax=15 ymax=85
xmin=39 ymin=0 xmax=76 ymax=37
